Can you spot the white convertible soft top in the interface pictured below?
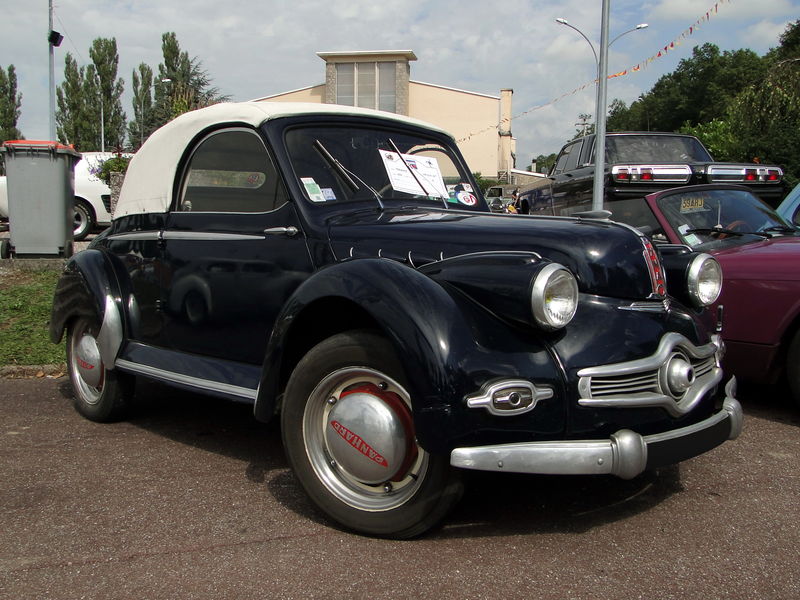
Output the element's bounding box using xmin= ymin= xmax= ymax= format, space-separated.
xmin=114 ymin=101 xmax=449 ymax=218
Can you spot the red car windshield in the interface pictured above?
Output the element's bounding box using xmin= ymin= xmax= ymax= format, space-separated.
xmin=655 ymin=188 xmax=796 ymax=249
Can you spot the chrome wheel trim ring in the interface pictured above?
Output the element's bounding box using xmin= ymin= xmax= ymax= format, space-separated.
xmin=69 ymin=322 xmax=105 ymax=405
xmin=73 ymin=206 xmax=89 ymax=238
xmin=302 ymin=367 xmax=428 ymax=512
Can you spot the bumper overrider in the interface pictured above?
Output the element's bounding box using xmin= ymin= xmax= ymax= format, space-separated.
xmin=451 ymin=378 xmax=742 ymax=480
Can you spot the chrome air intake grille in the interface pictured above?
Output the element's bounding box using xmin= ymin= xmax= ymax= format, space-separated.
xmin=577 ymin=333 xmax=722 ymax=417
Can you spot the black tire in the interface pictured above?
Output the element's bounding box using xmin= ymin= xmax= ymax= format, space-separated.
xmin=786 ymin=330 xmax=800 ymax=408
xmin=66 ymin=315 xmax=133 ymax=422
xmin=73 ymin=199 xmax=94 ymax=241
xmin=0 ymin=238 xmax=9 ymax=259
xmin=281 ymin=330 xmax=463 ymax=538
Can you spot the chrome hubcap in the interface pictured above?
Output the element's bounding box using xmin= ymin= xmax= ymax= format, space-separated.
xmin=70 ymin=322 xmax=105 ymax=405
xmin=303 ymin=368 xmax=426 ymax=512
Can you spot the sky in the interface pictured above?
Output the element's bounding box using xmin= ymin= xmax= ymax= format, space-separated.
xmin=1 ymin=0 xmax=798 ymax=168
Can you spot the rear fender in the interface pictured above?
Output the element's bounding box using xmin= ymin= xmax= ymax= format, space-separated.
xmin=50 ymin=249 xmax=125 ymax=368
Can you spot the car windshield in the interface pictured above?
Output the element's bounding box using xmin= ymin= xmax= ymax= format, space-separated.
xmin=606 ymin=135 xmax=713 ymax=163
xmin=656 ymin=188 xmax=797 ymax=250
xmin=284 ymin=124 xmax=483 ymax=210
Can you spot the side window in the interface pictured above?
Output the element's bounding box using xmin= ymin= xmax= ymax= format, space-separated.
xmin=552 ymin=146 xmax=572 ymax=175
xmin=564 ymin=141 xmax=582 ymax=171
xmin=179 ymin=129 xmax=287 ymax=213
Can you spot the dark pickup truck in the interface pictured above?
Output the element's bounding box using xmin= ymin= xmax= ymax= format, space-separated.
xmin=519 ymin=132 xmax=786 ymax=215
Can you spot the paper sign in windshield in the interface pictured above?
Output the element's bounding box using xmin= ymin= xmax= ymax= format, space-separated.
xmin=378 ymin=150 xmax=448 ymax=198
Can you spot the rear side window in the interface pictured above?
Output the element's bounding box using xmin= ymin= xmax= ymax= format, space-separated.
xmin=179 ymin=128 xmax=287 ymax=213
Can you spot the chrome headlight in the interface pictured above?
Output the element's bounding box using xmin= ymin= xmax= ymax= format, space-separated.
xmin=687 ymin=253 xmax=722 ymax=307
xmin=531 ymin=263 xmax=579 ymax=330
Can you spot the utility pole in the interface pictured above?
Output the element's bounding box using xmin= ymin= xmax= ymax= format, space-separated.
xmin=592 ymin=0 xmax=610 ymax=212
xmin=48 ymin=0 xmax=56 ymax=141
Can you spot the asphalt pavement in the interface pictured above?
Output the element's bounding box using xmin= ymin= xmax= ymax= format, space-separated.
xmin=1 ymin=376 xmax=799 ymax=599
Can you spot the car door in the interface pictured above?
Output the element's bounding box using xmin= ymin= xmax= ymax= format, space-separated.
xmin=550 ymin=139 xmax=591 ymax=214
xmin=159 ymin=127 xmax=315 ymax=365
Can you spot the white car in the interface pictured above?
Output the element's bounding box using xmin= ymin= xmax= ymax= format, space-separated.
xmin=0 ymin=151 xmax=128 ymax=240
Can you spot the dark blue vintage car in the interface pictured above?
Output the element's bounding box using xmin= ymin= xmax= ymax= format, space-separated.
xmin=50 ymin=102 xmax=741 ymax=537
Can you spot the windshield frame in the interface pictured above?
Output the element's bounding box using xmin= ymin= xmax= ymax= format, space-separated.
xmin=265 ymin=114 xmax=486 ymax=218
xmin=645 ymin=184 xmax=797 ymax=251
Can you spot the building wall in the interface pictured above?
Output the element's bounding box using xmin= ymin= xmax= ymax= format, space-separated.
xmin=409 ymin=81 xmax=501 ymax=177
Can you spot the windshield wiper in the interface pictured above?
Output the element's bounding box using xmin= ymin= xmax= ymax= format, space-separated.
xmin=686 ymin=226 xmax=769 ymax=238
xmin=761 ymin=224 xmax=797 ymax=234
xmin=314 ymin=139 xmax=384 ymax=211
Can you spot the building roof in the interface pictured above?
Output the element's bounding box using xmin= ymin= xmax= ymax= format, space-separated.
xmin=317 ymin=50 xmax=417 ymax=61
xmin=115 ymin=101 xmax=449 ymax=218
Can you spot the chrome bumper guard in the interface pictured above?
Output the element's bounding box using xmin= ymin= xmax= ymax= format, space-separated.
xmin=450 ymin=378 xmax=742 ymax=480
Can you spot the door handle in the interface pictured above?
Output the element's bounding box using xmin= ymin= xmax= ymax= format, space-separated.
xmin=264 ymin=226 xmax=299 ymax=237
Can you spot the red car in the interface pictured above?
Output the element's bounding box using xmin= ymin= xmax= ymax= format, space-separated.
xmin=613 ymin=184 xmax=800 ymax=406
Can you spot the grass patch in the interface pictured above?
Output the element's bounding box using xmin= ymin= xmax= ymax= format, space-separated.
xmin=0 ymin=265 xmax=65 ymax=366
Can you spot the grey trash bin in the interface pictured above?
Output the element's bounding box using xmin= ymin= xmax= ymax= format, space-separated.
xmin=0 ymin=140 xmax=82 ymax=258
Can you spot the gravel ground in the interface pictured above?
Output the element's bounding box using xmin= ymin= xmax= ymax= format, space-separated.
xmin=1 ymin=377 xmax=798 ymax=599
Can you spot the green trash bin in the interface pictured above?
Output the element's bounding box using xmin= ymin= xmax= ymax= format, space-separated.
xmin=0 ymin=140 xmax=82 ymax=258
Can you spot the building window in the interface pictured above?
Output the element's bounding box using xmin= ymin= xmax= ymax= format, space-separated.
xmin=335 ymin=62 xmax=396 ymax=112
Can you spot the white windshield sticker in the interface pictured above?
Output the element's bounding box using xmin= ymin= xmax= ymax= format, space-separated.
xmin=301 ymin=177 xmax=326 ymax=202
xmin=378 ymin=150 xmax=448 ymax=198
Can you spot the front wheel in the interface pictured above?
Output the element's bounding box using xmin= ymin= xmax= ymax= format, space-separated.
xmin=66 ymin=316 xmax=133 ymax=421
xmin=281 ymin=330 xmax=462 ymax=538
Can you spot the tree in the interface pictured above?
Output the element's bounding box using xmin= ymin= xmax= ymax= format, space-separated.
xmin=608 ymin=44 xmax=764 ymax=132
xmin=56 ymin=38 xmax=127 ymax=151
xmin=0 ymin=65 xmax=23 ymax=142
xmin=56 ymin=53 xmax=92 ymax=148
xmin=154 ymin=32 xmax=228 ymax=127
xmin=532 ymin=153 xmax=556 ymax=174
xmin=128 ymin=63 xmax=155 ymax=150
xmin=89 ymin=37 xmax=126 ymax=150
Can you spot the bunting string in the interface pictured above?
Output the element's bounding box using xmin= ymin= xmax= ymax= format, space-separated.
xmin=457 ymin=0 xmax=732 ymax=143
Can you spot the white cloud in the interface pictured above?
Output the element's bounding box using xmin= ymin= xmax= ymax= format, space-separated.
xmin=2 ymin=0 xmax=798 ymax=163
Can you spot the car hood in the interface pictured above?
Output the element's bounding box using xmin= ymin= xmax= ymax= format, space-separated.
xmin=712 ymin=236 xmax=800 ymax=282
xmin=327 ymin=207 xmax=657 ymax=299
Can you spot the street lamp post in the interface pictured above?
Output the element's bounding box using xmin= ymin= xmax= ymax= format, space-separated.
xmin=556 ymin=10 xmax=648 ymax=211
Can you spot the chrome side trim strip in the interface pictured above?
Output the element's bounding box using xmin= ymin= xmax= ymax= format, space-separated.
xmin=115 ymin=359 xmax=258 ymax=400
xmin=163 ymin=231 xmax=264 ymax=241
xmin=106 ymin=231 xmax=161 ymax=241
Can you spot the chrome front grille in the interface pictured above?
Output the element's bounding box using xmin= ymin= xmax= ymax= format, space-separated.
xmin=577 ymin=333 xmax=723 ymax=417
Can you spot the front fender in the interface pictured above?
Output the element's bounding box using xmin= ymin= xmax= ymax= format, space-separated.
xmin=50 ymin=249 xmax=125 ymax=368
xmin=255 ymin=257 xmax=564 ymax=453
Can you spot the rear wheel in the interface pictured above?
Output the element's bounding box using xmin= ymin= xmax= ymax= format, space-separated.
xmin=66 ymin=315 xmax=133 ymax=421
xmin=73 ymin=199 xmax=94 ymax=241
xmin=281 ymin=330 xmax=462 ymax=538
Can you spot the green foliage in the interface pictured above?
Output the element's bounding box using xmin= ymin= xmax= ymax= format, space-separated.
xmin=56 ymin=38 xmax=127 ymax=151
xmin=472 ymin=172 xmax=499 ymax=192
xmin=0 ymin=268 xmax=64 ymax=366
xmin=89 ymin=37 xmax=127 ymax=150
xmin=678 ymin=119 xmax=740 ymax=162
xmin=0 ymin=65 xmax=22 ymax=142
xmin=96 ymin=155 xmax=132 ymax=185
xmin=129 ymin=63 xmax=156 ymax=150
xmin=532 ymin=153 xmax=556 ymax=174
xmin=56 ymin=53 xmax=92 ymax=148
xmin=154 ymin=32 xmax=229 ymax=127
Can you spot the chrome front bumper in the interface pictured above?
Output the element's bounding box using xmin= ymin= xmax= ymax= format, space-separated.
xmin=450 ymin=378 xmax=742 ymax=480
